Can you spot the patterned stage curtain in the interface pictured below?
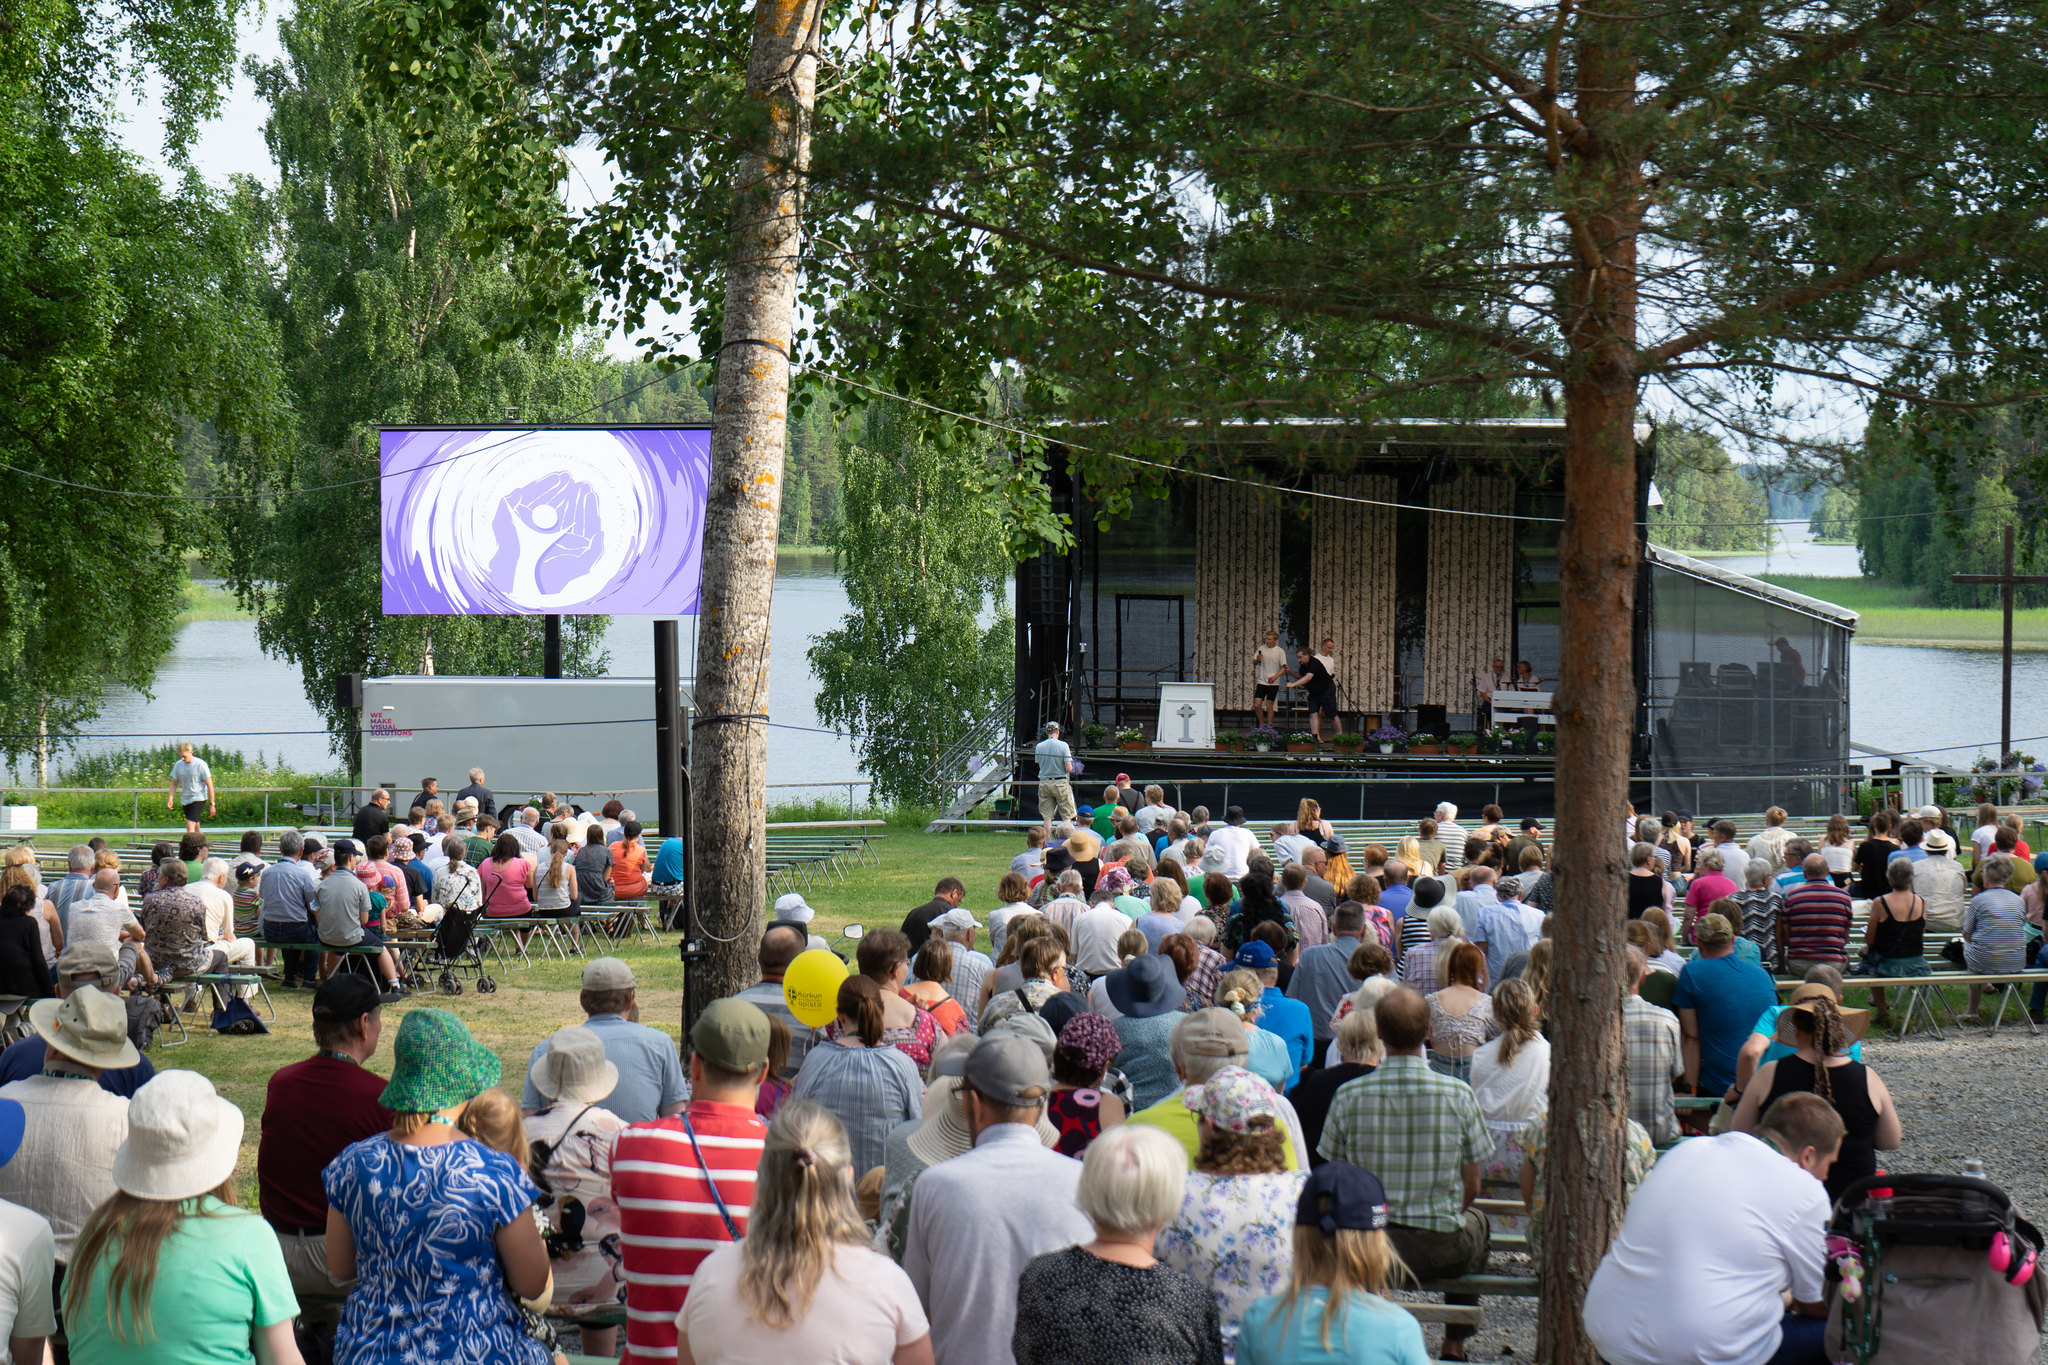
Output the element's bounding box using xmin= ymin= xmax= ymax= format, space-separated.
xmin=1422 ymin=472 xmax=1515 ymax=709
xmin=1309 ymin=474 xmax=1397 ymax=710
xmin=1193 ymin=483 xmax=1281 ymax=712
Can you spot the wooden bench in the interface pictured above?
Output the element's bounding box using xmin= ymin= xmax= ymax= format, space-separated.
xmin=1773 ymin=969 xmax=2046 ymax=1038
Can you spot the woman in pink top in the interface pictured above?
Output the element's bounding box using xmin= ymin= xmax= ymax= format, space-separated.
xmin=1681 ymin=848 xmax=1737 ymax=942
xmin=479 ymin=832 xmax=537 ymax=918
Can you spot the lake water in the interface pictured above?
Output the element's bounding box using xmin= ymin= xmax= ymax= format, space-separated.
xmin=64 ymin=553 xmax=868 ymax=793
xmin=59 ymin=534 xmax=2043 ymax=787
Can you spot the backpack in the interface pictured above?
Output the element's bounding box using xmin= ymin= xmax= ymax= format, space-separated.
xmin=125 ymin=991 xmax=173 ymax=1052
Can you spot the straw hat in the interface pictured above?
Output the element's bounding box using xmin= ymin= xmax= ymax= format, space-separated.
xmin=528 ymin=1025 xmax=621 ymax=1105
xmin=903 ymin=1074 xmax=1061 ymax=1165
xmin=1064 ymin=827 xmax=1103 ymax=861
xmin=379 ymin=1008 xmax=502 ymax=1113
xmin=1776 ymin=982 xmax=1870 ymax=1047
xmin=31 ymin=986 xmax=138 ymax=1071
xmin=112 ymin=1071 xmax=243 ymax=1201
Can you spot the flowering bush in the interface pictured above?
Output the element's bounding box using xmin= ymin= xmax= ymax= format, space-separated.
xmin=1368 ymin=724 xmax=1409 ymax=743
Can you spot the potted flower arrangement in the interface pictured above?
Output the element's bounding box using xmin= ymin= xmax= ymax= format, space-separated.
xmin=1410 ymin=732 xmax=1444 ymax=755
xmin=1116 ymin=727 xmax=1147 ymax=751
xmin=1245 ymin=725 xmax=1282 ymax=753
xmin=1477 ymin=727 xmax=1502 ymax=756
xmin=1368 ymin=723 xmax=1408 ymax=754
xmin=1215 ymin=729 xmax=1242 ymax=752
xmin=1286 ymin=731 xmax=1319 ymax=753
xmin=1536 ymin=731 xmax=1556 ymax=755
xmin=1081 ymin=722 xmax=1109 ymax=749
xmin=1447 ymin=731 xmax=1478 ymax=756
xmin=1330 ymin=731 xmax=1365 ymax=754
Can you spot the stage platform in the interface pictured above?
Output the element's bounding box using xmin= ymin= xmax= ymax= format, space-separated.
xmin=1024 ymin=746 xmax=1855 ymax=823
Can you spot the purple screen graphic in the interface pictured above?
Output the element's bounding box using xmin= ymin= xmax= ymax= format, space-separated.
xmin=381 ymin=428 xmax=711 ymax=615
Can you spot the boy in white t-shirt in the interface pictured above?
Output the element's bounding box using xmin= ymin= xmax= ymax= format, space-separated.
xmin=1584 ymin=1092 xmax=1844 ymax=1365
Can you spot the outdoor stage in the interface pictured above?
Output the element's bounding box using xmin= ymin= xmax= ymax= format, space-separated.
xmin=1001 ymin=420 xmax=1861 ymax=822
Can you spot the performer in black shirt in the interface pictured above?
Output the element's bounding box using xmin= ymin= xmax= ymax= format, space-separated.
xmin=1283 ymin=644 xmax=1342 ymax=740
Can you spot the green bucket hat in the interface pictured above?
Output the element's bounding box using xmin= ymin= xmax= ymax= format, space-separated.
xmin=379 ymin=1008 xmax=502 ymax=1114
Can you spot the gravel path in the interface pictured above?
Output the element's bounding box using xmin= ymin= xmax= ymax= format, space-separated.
xmin=1407 ymin=1023 xmax=2048 ymax=1361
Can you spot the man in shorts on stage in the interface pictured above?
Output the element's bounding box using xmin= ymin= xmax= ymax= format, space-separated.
xmin=1252 ymin=629 xmax=1288 ymax=729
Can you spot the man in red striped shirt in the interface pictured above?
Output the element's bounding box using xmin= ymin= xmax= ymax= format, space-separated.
xmin=612 ymin=999 xmax=771 ymax=1364
xmin=1782 ymin=853 xmax=1852 ymax=975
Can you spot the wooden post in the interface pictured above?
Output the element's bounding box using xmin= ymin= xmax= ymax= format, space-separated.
xmin=1951 ymin=524 xmax=2048 ymax=767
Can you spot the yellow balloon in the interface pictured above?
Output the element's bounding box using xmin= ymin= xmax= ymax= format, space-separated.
xmin=783 ymin=948 xmax=850 ymax=1028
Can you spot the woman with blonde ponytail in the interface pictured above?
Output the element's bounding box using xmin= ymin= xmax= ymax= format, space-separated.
xmin=1731 ymin=984 xmax=1902 ymax=1201
xmin=678 ymin=1101 xmax=934 ymax=1365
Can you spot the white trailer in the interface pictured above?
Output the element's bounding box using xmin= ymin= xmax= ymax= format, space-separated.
xmin=357 ymin=675 xmax=682 ymax=814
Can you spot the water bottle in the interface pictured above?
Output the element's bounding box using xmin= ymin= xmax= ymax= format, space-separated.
xmin=1867 ymin=1168 xmax=1892 ymax=1222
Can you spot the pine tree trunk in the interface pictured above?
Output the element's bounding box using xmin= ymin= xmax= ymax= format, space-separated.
xmin=1538 ymin=14 xmax=1641 ymax=1365
xmin=689 ymin=0 xmax=822 ymax=1012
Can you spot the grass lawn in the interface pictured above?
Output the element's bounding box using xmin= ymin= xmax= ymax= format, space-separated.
xmin=147 ymin=827 xmax=1026 ymax=1200
xmin=1760 ymin=574 xmax=2048 ymax=649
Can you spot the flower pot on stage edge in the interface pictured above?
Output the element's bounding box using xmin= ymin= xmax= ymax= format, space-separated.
xmin=1081 ymin=723 xmax=1109 ymax=748
xmin=1115 ymin=728 xmax=1146 ymax=751
xmin=1245 ymin=727 xmax=1282 ymax=753
xmin=1286 ymin=733 xmax=1318 ymax=754
xmin=1411 ymin=744 xmax=1441 ymax=755
xmin=1379 ymin=742 xmax=1394 ymax=754
xmin=1215 ymin=730 xmax=1242 ymax=753
xmin=1286 ymin=743 xmax=1316 ymax=754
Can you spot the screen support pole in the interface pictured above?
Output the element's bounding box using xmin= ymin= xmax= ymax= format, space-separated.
xmin=655 ymin=620 xmax=706 ymax=1030
xmin=543 ymin=614 xmax=563 ymax=678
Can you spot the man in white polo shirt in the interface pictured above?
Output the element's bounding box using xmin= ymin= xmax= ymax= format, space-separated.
xmin=1584 ymin=1091 xmax=1844 ymax=1365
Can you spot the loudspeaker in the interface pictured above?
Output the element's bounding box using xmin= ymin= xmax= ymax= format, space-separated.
xmin=1416 ymin=704 xmax=1449 ymax=735
xmin=336 ymin=673 xmax=363 ymax=710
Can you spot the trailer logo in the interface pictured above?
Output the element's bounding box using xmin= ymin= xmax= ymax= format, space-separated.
xmin=380 ymin=427 xmax=711 ymax=616
xmin=366 ymin=713 xmax=414 ymax=742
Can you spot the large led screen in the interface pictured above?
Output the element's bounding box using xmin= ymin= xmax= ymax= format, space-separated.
xmin=381 ymin=427 xmax=711 ymax=615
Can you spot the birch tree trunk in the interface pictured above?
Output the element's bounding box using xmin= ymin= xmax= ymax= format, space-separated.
xmin=689 ymin=0 xmax=823 ymax=1011
xmin=1539 ymin=12 xmax=1642 ymax=1364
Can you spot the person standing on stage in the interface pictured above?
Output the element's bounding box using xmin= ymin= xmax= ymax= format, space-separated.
xmin=1283 ymin=646 xmax=1342 ymax=741
xmin=1315 ymin=636 xmax=1338 ymax=675
xmin=1252 ymin=630 xmax=1288 ymax=729
xmin=1035 ymin=723 xmax=1078 ymax=823
xmin=1477 ymin=657 xmax=1509 ymax=729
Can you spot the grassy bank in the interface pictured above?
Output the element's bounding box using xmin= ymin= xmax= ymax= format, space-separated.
xmin=1759 ymin=575 xmax=2048 ymax=649
xmin=177 ymin=578 xmax=252 ymax=623
xmin=2 ymin=745 xmax=342 ymax=827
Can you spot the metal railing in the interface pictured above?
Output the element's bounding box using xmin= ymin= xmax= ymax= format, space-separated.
xmin=0 ymin=786 xmax=292 ymax=829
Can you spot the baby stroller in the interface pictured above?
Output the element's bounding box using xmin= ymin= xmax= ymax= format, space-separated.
xmin=417 ymin=900 xmax=498 ymax=996
xmin=1827 ymin=1171 xmax=2047 ymax=1365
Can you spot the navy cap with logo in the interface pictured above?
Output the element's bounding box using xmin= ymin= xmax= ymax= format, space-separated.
xmin=1231 ymin=940 xmax=1277 ymax=970
xmin=1296 ymin=1160 xmax=1390 ymax=1234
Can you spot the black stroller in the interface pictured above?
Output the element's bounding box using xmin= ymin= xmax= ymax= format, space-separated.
xmin=417 ymin=900 xmax=498 ymax=996
xmin=1827 ymin=1172 xmax=2047 ymax=1365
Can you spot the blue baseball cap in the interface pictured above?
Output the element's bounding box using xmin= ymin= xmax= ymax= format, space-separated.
xmin=1232 ymin=941 xmax=1277 ymax=970
xmin=1297 ymin=1160 xmax=1389 ymax=1233
xmin=0 ymin=1098 xmax=23 ymax=1169
xmin=1077 ymin=804 xmax=1094 ymax=817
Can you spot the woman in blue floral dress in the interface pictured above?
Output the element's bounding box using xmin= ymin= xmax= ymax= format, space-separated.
xmin=324 ymin=1008 xmax=553 ymax=1365
xmin=1155 ymin=1067 xmax=1309 ymax=1363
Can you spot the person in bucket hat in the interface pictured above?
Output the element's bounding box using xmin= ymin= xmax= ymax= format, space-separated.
xmin=66 ymin=1071 xmax=303 ymax=1364
xmin=1155 ymin=1064 xmax=1307 ymax=1347
xmin=0 ymin=987 xmax=136 ymax=1262
xmin=325 ymin=1008 xmax=553 ymax=1365
xmin=1235 ymin=1161 xmax=1424 ymax=1364
xmin=525 ymin=1025 xmax=632 ymax=1351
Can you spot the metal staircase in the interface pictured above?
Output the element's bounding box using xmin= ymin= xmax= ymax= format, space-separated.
xmin=927 ymin=707 xmax=1018 ymax=831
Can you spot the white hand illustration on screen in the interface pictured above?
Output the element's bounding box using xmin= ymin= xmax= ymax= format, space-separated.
xmin=502 ymin=472 xmax=602 ymax=602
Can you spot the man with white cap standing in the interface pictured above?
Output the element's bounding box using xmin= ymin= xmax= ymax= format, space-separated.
xmin=0 ymin=987 xmax=135 ymax=1265
xmin=520 ymin=957 xmax=686 ymax=1122
xmin=902 ymin=1034 xmax=1090 ymax=1365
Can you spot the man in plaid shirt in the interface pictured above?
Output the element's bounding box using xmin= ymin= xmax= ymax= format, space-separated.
xmin=1622 ymin=945 xmax=1684 ymax=1144
xmin=1318 ymin=986 xmax=1491 ymax=1361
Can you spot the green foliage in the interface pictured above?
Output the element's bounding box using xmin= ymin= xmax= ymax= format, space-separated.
xmin=3 ymin=744 xmax=346 ymax=827
xmin=1808 ymin=488 xmax=1859 ymax=543
xmin=1854 ymin=412 xmax=2048 ymax=609
xmin=0 ymin=0 xmax=290 ymax=775
xmin=1647 ymin=430 xmax=1771 ymax=553
xmin=807 ymin=403 xmax=1015 ymax=806
xmin=212 ymin=0 xmax=611 ymax=772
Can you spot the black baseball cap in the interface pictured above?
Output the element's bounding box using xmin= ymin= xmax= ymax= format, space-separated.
xmin=331 ymin=838 xmax=360 ymax=860
xmin=312 ymin=974 xmax=381 ymax=1024
xmin=1519 ymin=817 xmax=1541 ymax=831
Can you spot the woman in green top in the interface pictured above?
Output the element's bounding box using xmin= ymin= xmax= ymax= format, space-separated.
xmin=66 ymin=1070 xmax=304 ymax=1365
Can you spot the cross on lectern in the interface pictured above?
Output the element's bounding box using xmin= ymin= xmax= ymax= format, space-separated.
xmin=1952 ymin=525 xmax=2048 ymax=761
xmin=1176 ymin=702 xmax=1198 ymax=743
